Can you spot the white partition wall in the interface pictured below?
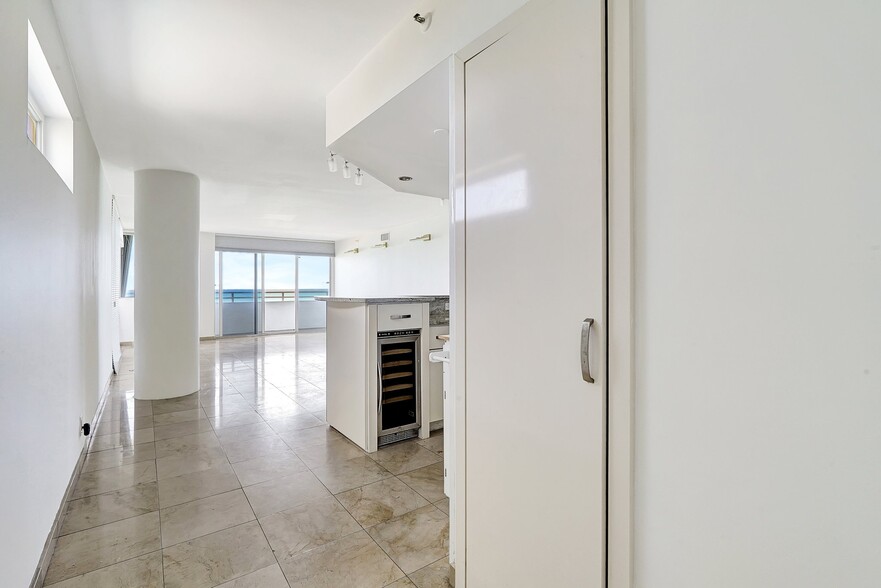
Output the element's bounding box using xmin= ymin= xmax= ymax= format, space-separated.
xmin=632 ymin=1 xmax=881 ymax=585
xmin=134 ymin=169 xmax=200 ymax=400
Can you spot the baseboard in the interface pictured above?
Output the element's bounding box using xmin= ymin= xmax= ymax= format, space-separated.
xmin=199 ymin=336 xmax=216 ymax=341
xmin=30 ymin=374 xmax=114 ymax=587
xmin=429 ymin=420 xmax=445 ymax=432
xmin=120 ymin=341 xmax=133 ymax=347
xmin=30 ymin=444 xmax=88 ymax=588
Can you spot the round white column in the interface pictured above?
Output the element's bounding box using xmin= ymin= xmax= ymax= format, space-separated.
xmin=133 ymin=170 xmax=200 ymax=400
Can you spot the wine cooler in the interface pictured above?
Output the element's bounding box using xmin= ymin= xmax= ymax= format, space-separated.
xmin=377 ymin=329 xmax=421 ymax=446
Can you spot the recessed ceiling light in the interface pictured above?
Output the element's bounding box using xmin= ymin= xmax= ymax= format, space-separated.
xmin=398 ymin=176 xmax=413 ymax=181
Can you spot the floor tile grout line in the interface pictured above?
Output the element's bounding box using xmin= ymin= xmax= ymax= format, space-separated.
xmin=58 ymin=486 xmax=159 ymax=538
xmin=156 ymin=471 xmax=165 ymax=588
xmin=79 ymin=442 xmax=156 ymax=474
xmin=235 ymin=442 xmax=295 ymax=588
xmin=364 ymin=519 xmax=409 ymax=583
xmin=157 ymin=490 xmax=258 ymax=552
xmin=69 ymin=459 xmax=158 ymax=502
xmin=41 ymin=546 xmax=165 ymax=588
xmin=395 ymin=473 xmax=442 ymax=505
xmin=406 ymin=555 xmax=450 ymax=587
xmin=163 ymin=520 xmax=270 ymax=586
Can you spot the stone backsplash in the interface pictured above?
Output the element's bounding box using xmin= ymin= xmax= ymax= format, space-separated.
xmin=429 ymin=297 xmax=450 ymax=326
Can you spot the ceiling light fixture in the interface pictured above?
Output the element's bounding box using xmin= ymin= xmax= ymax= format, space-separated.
xmin=342 ymin=160 xmax=352 ymax=179
xmin=327 ymin=151 xmax=337 ymax=173
xmin=354 ymin=168 xmax=363 ymax=186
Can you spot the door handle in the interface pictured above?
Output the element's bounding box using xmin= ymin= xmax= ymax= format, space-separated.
xmin=390 ymin=314 xmax=412 ymax=320
xmin=581 ymin=318 xmax=595 ymax=384
xmin=377 ymin=363 xmax=383 ymax=420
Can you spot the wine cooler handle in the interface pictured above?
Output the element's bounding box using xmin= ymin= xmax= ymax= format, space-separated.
xmin=581 ymin=318 xmax=595 ymax=384
xmin=377 ymin=363 xmax=383 ymax=418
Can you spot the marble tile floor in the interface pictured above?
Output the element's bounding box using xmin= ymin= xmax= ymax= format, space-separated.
xmin=43 ymin=332 xmax=451 ymax=588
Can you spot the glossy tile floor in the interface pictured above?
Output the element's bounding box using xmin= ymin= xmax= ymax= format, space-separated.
xmin=44 ymin=333 xmax=450 ymax=588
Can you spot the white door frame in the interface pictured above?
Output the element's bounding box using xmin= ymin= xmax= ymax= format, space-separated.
xmin=606 ymin=0 xmax=634 ymax=585
xmin=450 ymin=0 xmax=633 ymax=586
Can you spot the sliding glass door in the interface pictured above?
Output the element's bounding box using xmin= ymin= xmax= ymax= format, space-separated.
xmin=220 ymin=252 xmax=258 ymax=336
xmin=215 ymin=251 xmax=332 ymax=336
xmin=263 ymin=253 xmax=297 ymax=332
xmin=297 ymin=255 xmax=330 ymax=330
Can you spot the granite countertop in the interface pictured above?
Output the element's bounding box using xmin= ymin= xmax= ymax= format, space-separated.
xmin=316 ymin=296 xmax=447 ymax=304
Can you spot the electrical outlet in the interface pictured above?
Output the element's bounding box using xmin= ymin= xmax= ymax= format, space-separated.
xmin=381 ymin=233 xmax=390 ymax=241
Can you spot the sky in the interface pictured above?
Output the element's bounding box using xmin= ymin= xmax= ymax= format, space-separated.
xmin=219 ymin=252 xmax=329 ymax=291
xmin=124 ymin=246 xmax=330 ymax=296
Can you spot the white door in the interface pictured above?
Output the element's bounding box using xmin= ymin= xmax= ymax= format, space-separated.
xmin=464 ymin=0 xmax=606 ymax=585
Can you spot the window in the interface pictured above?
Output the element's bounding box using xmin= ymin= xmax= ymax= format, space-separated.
xmin=121 ymin=235 xmax=135 ymax=297
xmin=26 ymin=100 xmax=42 ymax=150
xmin=27 ymin=21 xmax=73 ymax=189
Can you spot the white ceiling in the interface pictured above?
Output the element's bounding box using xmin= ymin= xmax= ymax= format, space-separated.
xmin=52 ymin=0 xmax=444 ymax=240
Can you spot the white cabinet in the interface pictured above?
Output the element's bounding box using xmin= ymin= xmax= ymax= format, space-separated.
xmin=461 ymin=0 xmax=606 ymax=584
xmin=325 ymin=302 xmax=370 ymax=449
xmin=325 ymin=299 xmax=432 ymax=452
xmin=427 ymin=325 xmax=449 ymax=427
xmin=429 ymin=361 xmax=443 ymax=425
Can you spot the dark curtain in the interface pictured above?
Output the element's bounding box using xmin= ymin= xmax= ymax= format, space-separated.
xmin=120 ymin=234 xmax=133 ymax=295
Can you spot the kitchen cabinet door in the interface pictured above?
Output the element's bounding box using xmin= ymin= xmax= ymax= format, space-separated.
xmin=463 ymin=0 xmax=606 ymax=585
xmin=429 ymin=360 xmax=444 ymax=424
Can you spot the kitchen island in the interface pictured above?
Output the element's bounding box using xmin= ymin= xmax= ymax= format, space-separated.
xmin=317 ymin=296 xmax=449 ymax=452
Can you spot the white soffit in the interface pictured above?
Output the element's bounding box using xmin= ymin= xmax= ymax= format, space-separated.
xmin=329 ymin=59 xmax=451 ymax=200
xmin=215 ymin=234 xmax=334 ymax=256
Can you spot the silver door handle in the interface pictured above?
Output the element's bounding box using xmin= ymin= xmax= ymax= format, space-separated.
xmin=377 ymin=364 xmax=383 ymax=418
xmin=581 ymin=318 xmax=595 ymax=383
xmin=390 ymin=314 xmax=411 ymax=320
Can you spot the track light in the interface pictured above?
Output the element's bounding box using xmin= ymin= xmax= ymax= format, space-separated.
xmin=354 ymin=168 xmax=363 ymax=186
xmin=327 ymin=152 xmax=337 ymax=173
xmin=342 ymin=160 xmax=352 ymax=179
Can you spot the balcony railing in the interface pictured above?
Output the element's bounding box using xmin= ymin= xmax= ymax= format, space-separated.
xmin=218 ymin=288 xmax=328 ymax=332
xmin=217 ymin=289 xmax=328 ymax=303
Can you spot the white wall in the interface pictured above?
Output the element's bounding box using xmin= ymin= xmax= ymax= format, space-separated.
xmin=633 ymin=1 xmax=881 ymax=586
xmin=334 ymin=201 xmax=449 ymax=297
xmin=326 ymin=0 xmax=528 ymax=144
xmin=119 ymin=294 xmax=134 ymax=343
xmin=199 ymin=232 xmax=216 ymax=338
xmin=0 ymin=0 xmax=113 ymax=584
